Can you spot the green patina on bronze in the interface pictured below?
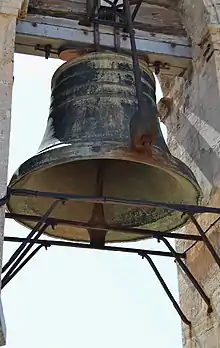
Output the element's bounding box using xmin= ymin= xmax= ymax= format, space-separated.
xmin=7 ymin=52 xmax=202 ymax=244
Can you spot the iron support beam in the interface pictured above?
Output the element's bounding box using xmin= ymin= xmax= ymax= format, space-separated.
xmin=2 ymin=223 xmax=49 ymax=286
xmin=15 ymin=15 xmax=192 ymax=76
xmin=189 ymin=214 xmax=220 ymax=269
xmin=184 ymin=216 xmax=220 ymax=253
xmin=1 ymin=245 xmax=44 ymax=290
xmin=159 ymin=237 xmax=212 ymax=312
xmin=3 ymin=236 xmax=186 ymax=258
xmin=142 ymin=255 xmax=191 ymax=326
xmin=9 ymin=188 xmax=220 ymax=215
xmin=123 ymin=0 xmax=145 ymax=116
xmin=2 ymin=200 xmax=60 ymax=273
xmin=5 ymin=212 xmax=202 ymax=241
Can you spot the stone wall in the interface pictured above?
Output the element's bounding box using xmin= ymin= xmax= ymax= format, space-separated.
xmin=0 ymin=0 xmax=24 ymax=344
xmin=158 ymin=1 xmax=220 ymax=346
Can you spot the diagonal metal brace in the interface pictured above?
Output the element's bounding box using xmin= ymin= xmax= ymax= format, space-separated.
xmin=131 ymin=0 xmax=143 ymax=21
xmin=141 ymin=254 xmax=191 ymax=326
xmin=2 ymin=200 xmax=60 ymax=274
xmin=1 ymin=244 xmax=48 ymax=290
xmin=1 ymin=223 xmax=49 ymax=288
xmin=189 ymin=214 xmax=220 ymax=269
xmin=159 ymin=237 xmax=212 ymax=313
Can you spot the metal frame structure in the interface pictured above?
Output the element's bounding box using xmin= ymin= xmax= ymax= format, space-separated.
xmin=3 ymin=188 xmax=220 ymax=326
xmin=6 ymin=0 xmax=220 ymax=328
xmin=15 ymin=1 xmax=192 ymax=76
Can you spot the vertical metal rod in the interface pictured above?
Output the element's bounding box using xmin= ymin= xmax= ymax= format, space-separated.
xmin=160 ymin=237 xmax=212 ymax=312
xmin=114 ymin=10 xmax=120 ymax=52
xmin=2 ymin=223 xmax=49 ymax=284
xmin=1 ymin=245 xmax=43 ymax=289
xmin=87 ymin=0 xmax=97 ymax=22
xmin=123 ymin=0 xmax=144 ymax=114
xmin=189 ymin=214 xmax=220 ymax=269
xmin=2 ymin=200 xmax=60 ymax=273
xmin=94 ymin=0 xmax=100 ymax=51
xmin=80 ymin=0 xmax=99 ymax=25
xmin=142 ymin=254 xmax=191 ymax=326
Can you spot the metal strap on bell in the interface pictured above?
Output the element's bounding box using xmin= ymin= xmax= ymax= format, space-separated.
xmin=7 ymin=52 xmax=202 ymax=245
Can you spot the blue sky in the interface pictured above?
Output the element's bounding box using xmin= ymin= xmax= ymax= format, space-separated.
xmin=2 ymin=53 xmax=182 ymax=347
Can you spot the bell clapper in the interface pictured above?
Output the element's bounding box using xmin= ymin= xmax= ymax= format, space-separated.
xmin=88 ymin=162 xmax=107 ymax=248
xmin=88 ymin=228 xmax=107 ymax=249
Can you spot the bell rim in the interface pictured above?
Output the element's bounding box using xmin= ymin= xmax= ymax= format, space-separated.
xmin=8 ymin=143 xmax=202 ymax=195
xmin=7 ymin=143 xmax=203 ymax=243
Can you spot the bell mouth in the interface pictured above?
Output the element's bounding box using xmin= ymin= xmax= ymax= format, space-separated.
xmin=7 ymin=143 xmax=202 ymax=244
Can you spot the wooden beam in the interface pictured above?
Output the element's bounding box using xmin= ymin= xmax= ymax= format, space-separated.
xmin=27 ymin=0 xmax=186 ymax=36
xmin=15 ymin=14 xmax=192 ymax=76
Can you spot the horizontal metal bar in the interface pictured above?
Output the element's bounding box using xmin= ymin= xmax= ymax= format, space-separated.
xmin=10 ymin=188 xmax=220 ymax=215
xmin=15 ymin=15 xmax=192 ymax=76
xmin=5 ymin=212 xmax=202 ymax=241
xmin=4 ymin=237 xmax=186 ymax=258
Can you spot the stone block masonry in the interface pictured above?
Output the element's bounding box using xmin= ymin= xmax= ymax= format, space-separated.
xmin=0 ymin=0 xmax=24 ymax=344
xmin=158 ymin=1 xmax=220 ymax=346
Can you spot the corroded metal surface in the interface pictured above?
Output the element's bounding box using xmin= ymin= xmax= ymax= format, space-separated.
xmin=7 ymin=52 xmax=202 ymax=243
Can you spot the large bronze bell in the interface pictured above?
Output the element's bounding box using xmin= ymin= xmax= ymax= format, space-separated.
xmin=7 ymin=52 xmax=202 ymax=245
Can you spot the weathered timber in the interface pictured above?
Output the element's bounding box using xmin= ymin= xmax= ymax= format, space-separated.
xmin=27 ymin=0 xmax=186 ymax=36
xmin=15 ymin=14 xmax=192 ymax=76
